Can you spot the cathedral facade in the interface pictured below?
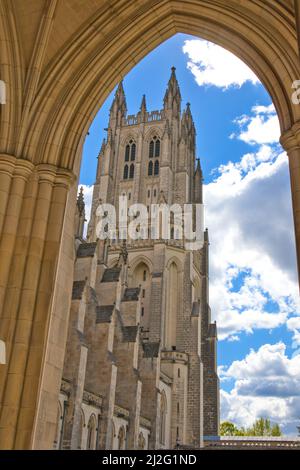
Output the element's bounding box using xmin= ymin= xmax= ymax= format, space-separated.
xmin=54 ymin=68 xmax=219 ymax=450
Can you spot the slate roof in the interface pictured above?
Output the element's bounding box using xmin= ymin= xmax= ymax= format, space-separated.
xmin=72 ymin=280 xmax=86 ymax=300
xmin=96 ymin=305 xmax=114 ymax=323
xmin=122 ymin=287 xmax=140 ymax=301
xmin=101 ymin=267 xmax=121 ymax=283
xmin=77 ymin=242 xmax=97 ymax=258
xmin=143 ymin=342 xmax=160 ymax=358
xmin=122 ymin=326 xmax=139 ymax=342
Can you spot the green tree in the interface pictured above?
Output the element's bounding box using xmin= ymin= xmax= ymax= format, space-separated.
xmin=220 ymin=421 xmax=239 ymax=436
xmin=246 ymin=417 xmax=282 ymax=436
xmin=220 ymin=418 xmax=282 ymax=437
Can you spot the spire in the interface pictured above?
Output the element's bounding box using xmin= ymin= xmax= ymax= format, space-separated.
xmin=140 ymin=94 xmax=147 ymax=112
xmin=109 ymin=81 xmax=127 ymax=125
xmin=163 ymin=66 xmax=181 ymax=116
xmin=100 ymin=138 xmax=106 ymax=155
xmin=77 ymin=186 xmax=85 ymax=216
xmin=139 ymin=94 xmax=147 ymax=122
xmin=75 ymin=187 xmax=86 ymax=238
xmin=195 ymin=158 xmax=203 ymax=178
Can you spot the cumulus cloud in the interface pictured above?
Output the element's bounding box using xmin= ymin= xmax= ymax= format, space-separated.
xmin=182 ymin=39 xmax=260 ymax=89
xmin=220 ymin=343 xmax=300 ymax=435
xmin=204 ymin=107 xmax=300 ymax=341
xmin=230 ymin=104 xmax=280 ymax=144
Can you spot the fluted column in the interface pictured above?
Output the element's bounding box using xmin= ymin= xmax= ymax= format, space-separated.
xmin=0 ymin=156 xmax=74 ymax=449
xmin=280 ymin=121 xmax=300 ymax=288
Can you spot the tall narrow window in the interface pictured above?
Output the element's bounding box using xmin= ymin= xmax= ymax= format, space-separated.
xmin=125 ymin=144 xmax=130 ymax=161
xmin=155 ymin=139 xmax=160 ymax=157
xmin=129 ymin=163 xmax=134 ymax=179
xmin=123 ymin=164 xmax=128 ymax=179
xmin=154 ymin=160 xmax=159 ymax=175
xmin=149 ymin=140 xmax=154 ymax=158
xmin=148 ymin=161 xmax=153 ymax=176
xmin=131 ymin=143 xmax=136 ymax=161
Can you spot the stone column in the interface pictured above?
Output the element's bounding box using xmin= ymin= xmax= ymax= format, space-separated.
xmin=280 ymin=122 xmax=300 ymax=287
xmin=0 ymin=156 xmax=74 ymax=449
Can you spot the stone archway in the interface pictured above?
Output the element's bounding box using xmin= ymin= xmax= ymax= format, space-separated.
xmin=0 ymin=0 xmax=300 ymax=450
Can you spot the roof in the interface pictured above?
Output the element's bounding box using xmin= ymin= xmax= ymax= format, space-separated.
xmin=143 ymin=342 xmax=160 ymax=358
xmin=122 ymin=287 xmax=140 ymax=301
xmin=77 ymin=242 xmax=97 ymax=258
xmin=122 ymin=325 xmax=139 ymax=342
xmin=101 ymin=267 xmax=121 ymax=282
xmin=96 ymin=305 xmax=114 ymax=323
xmin=72 ymin=280 xmax=86 ymax=300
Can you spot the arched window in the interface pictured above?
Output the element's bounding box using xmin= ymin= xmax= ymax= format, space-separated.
xmin=149 ymin=136 xmax=160 ymax=159
xmin=86 ymin=415 xmax=96 ymax=450
xmin=159 ymin=393 xmax=167 ymax=445
xmin=138 ymin=432 xmax=146 ymax=449
xmin=118 ymin=426 xmax=126 ymax=450
xmin=125 ymin=144 xmax=130 ymax=161
xmin=155 ymin=139 xmax=160 ymax=157
xmin=148 ymin=161 xmax=153 ymax=176
xmin=125 ymin=140 xmax=136 ymax=162
xmin=131 ymin=143 xmax=136 ymax=161
xmin=78 ymin=409 xmax=85 ymax=449
xmin=129 ymin=163 xmax=134 ymax=179
xmin=154 ymin=160 xmax=159 ymax=175
xmin=149 ymin=140 xmax=154 ymax=158
xmin=123 ymin=164 xmax=128 ymax=179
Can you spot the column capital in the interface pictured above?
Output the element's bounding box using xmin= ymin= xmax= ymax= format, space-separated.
xmin=36 ymin=163 xmax=76 ymax=188
xmin=0 ymin=154 xmax=34 ymax=179
xmin=280 ymin=121 xmax=300 ymax=152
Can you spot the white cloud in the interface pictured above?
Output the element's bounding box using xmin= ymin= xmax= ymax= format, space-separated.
xmin=231 ymin=104 xmax=280 ymax=144
xmin=205 ymin=134 xmax=300 ymax=340
xmin=220 ymin=343 xmax=300 ymax=435
xmin=182 ymin=39 xmax=260 ymax=89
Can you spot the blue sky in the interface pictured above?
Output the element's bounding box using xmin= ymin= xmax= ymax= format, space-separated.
xmin=79 ymin=33 xmax=300 ymax=435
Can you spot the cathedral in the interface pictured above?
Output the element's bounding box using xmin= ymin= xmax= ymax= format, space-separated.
xmin=54 ymin=68 xmax=219 ymax=450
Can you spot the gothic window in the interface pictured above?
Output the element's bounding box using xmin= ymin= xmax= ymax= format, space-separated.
xmin=118 ymin=426 xmax=126 ymax=450
xmin=128 ymin=192 xmax=131 ymax=200
xmin=159 ymin=393 xmax=167 ymax=445
xmin=131 ymin=143 xmax=136 ymax=161
xmin=154 ymin=189 xmax=157 ymax=197
xmin=149 ymin=140 xmax=154 ymax=158
xmin=143 ymin=270 xmax=147 ymax=281
xmin=129 ymin=163 xmax=134 ymax=179
xmin=149 ymin=136 xmax=160 ymax=159
xmin=148 ymin=189 xmax=150 ymax=198
xmin=148 ymin=161 xmax=153 ymax=176
xmin=155 ymin=139 xmax=160 ymax=157
xmin=123 ymin=164 xmax=128 ymax=179
xmin=138 ymin=432 xmax=146 ymax=450
xmin=125 ymin=144 xmax=130 ymax=161
xmin=154 ymin=160 xmax=159 ymax=175
xmin=86 ymin=415 xmax=96 ymax=450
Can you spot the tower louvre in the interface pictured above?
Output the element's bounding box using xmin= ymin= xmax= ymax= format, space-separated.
xmin=57 ymin=68 xmax=219 ymax=450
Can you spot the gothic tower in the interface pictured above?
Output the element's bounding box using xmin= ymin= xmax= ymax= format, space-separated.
xmin=56 ymin=68 xmax=219 ymax=450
